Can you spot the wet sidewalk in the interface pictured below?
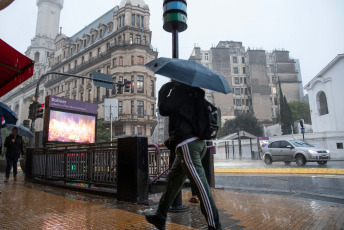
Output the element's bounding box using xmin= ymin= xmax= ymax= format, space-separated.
xmin=1 ymin=174 xmax=344 ymax=230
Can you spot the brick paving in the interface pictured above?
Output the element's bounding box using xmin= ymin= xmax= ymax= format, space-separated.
xmin=1 ymin=174 xmax=344 ymax=230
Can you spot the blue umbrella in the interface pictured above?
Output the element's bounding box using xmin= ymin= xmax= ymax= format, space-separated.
xmin=146 ymin=57 xmax=232 ymax=94
xmin=0 ymin=102 xmax=17 ymax=125
xmin=6 ymin=124 xmax=33 ymax=138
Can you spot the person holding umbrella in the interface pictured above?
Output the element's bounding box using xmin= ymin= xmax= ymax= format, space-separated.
xmin=4 ymin=127 xmax=23 ymax=182
xmin=145 ymin=80 xmax=222 ymax=230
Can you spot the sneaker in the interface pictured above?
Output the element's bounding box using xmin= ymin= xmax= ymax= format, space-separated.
xmin=145 ymin=214 xmax=166 ymax=230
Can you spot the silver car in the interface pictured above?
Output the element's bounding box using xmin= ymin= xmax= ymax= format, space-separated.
xmin=262 ymin=140 xmax=330 ymax=166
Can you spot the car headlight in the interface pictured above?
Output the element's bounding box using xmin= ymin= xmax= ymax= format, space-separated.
xmin=326 ymin=150 xmax=330 ymax=153
xmin=308 ymin=150 xmax=317 ymax=154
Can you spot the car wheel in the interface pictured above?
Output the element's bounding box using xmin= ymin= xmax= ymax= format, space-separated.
xmin=295 ymin=154 xmax=306 ymax=166
xmin=284 ymin=161 xmax=291 ymax=165
xmin=317 ymin=161 xmax=327 ymax=165
xmin=264 ymin=155 xmax=272 ymax=165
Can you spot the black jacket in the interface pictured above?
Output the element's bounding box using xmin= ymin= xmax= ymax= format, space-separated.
xmin=158 ymin=82 xmax=205 ymax=150
xmin=4 ymin=134 xmax=24 ymax=159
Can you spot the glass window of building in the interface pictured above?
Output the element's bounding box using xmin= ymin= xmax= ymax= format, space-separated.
xmin=131 ymin=76 xmax=135 ymax=93
xmin=137 ymin=56 xmax=144 ymax=65
xmin=130 ymin=34 xmax=133 ymax=44
xmin=119 ymin=101 xmax=123 ymax=115
xmin=131 ymin=101 xmax=135 ymax=115
xmin=204 ymin=53 xmax=209 ymax=60
xmin=119 ymin=57 xmax=123 ymax=66
xmin=80 ymin=92 xmax=83 ymax=101
xmin=96 ymin=86 xmax=100 ymax=101
xmin=236 ymin=99 xmax=242 ymax=106
xmin=135 ymin=35 xmax=141 ymax=44
xmin=88 ymin=90 xmax=92 ymax=102
xmin=245 ymin=88 xmax=248 ymax=95
xmin=242 ymin=57 xmax=245 ymax=63
xmin=137 ymin=101 xmax=144 ymax=115
xmin=246 ymin=99 xmax=249 ymax=106
xmin=143 ymin=36 xmax=146 ymax=45
xmin=113 ymin=58 xmax=117 ymax=67
xmin=233 ymin=56 xmax=237 ymax=63
xmin=272 ymin=86 xmax=277 ymax=94
xmin=131 ymin=56 xmax=135 ymax=65
xmin=112 ymin=77 xmax=116 ymax=95
xmin=132 ymin=14 xmax=135 ymax=26
xmin=136 ymin=15 xmax=140 ymax=26
xmin=234 ymin=77 xmax=239 ymax=84
xmin=137 ymin=75 xmax=144 ymax=93
xmin=244 ymin=77 xmax=247 ymax=84
xmin=234 ymin=67 xmax=239 ymax=74
xmin=137 ymin=124 xmax=145 ymax=135
xmin=141 ymin=16 xmax=144 ymax=27
xmin=235 ymin=88 xmax=240 ymax=95
xmin=151 ymin=80 xmax=154 ymax=97
xmin=243 ymin=67 xmax=246 ymax=74
xmin=151 ymin=104 xmax=155 ymax=116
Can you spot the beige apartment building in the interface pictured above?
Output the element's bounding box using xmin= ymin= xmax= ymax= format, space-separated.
xmin=0 ymin=0 xmax=158 ymax=141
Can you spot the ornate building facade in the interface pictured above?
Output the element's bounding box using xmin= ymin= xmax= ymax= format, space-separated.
xmin=0 ymin=0 xmax=158 ymax=141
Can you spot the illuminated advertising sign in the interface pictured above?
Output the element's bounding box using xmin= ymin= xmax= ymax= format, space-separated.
xmin=43 ymin=96 xmax=98 ymax=145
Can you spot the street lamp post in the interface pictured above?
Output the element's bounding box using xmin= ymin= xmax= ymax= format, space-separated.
xmin=236 ymin=127 xmax=242 ymax=159
xmin=163 ymin=0 xmax=188 ymax=212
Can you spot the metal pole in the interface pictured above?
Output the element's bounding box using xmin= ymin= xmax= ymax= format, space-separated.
xmin=172 ymin=28 xmax=179 ymax=58
xmin=110 ymin=105 xmax=113 ymax=146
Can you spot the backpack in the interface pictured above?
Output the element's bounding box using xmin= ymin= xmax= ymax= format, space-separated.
xmin=192 ymin=96 xmax=219 ymax=140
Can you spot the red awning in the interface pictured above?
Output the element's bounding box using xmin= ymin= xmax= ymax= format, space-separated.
xmin=0 ymin=39 xmax=34 ymax=97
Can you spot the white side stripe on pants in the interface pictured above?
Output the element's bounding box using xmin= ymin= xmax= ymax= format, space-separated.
xmin=181 ymin=144 xmax=216 ymax=228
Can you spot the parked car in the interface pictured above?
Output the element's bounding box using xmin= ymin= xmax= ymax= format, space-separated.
xmin=262 ymin=140 xmax=330 ymax=166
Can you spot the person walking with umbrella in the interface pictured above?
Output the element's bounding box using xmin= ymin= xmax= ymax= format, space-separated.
xmin=4 ymin=127 xmax=23 ymax=182
xmin=145 ymin=80 xmax=222 ymax=230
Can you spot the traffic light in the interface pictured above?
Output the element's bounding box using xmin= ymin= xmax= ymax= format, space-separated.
xmin=117 ymin=81 xmax=123 ymax=94
xmin=124 ymin=79 xmax=131 ymax=92
xmin=36 ymin=103 xmax=44 ymax=118
xmin=28 ymin=103 xmax=35 ymax=120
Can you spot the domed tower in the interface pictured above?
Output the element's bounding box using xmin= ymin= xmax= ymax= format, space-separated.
xmin=26 ymin=0 xmax=64 ymax=70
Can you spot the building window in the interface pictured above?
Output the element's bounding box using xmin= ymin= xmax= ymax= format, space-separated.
xmin=137 ymin=101 xmax=144 ymax=115
xmin=317 ymin=91 xmax=329 ymax=115
xmin=77 ymin=43 xmax=80 ymax=52
xmin=143 ymin=36 xmax=146 ymax=45
xmin=131 ymin=101 xmax=134 ymax=115
xmin=107 ymin=42 xmax=110 ymax=50
xmin=99 ymin=29 xmax=103 ymax=39
xmin=74 ymin=60 xmax=77 ymax=68
xmin=243 ymin=67 xmax=246 ymax=74
xmin=118 ymin=101 xmax=123 ymax=115
xmin=132 ymin=14 xmax=135 ymax=26
xmin=84 ymin=40 xmax=87 ymax=48
xmin=68 ymin=63 xmax=71 ymax=70
xmin=272 ymin=86 xmax=277 ymax=94
xmin=135 ymin=35 xmax=141 ymax=44
xmin=137 ymin=56 xmax=144 ymax=65
xmin=115 ymin=125 xmax=123 ymax=136
xmin=74 ymin=80 xmax=77 ymax=88
xmin=91 ymin=34 xmax=95 ymax=43
xmin=131 ymin=76 xmax=135 ymax=93
xmin=337 ymin=143 xmax=343 ymax=149
xmin=242 ymin=57 xmax=245 ymax=63
xmin=236 ymin=99 xmax=242 ymax=106
xmin=233 ymin=56 xmax=237 ymax=63
xmin=73 ymin=94 xmax=77 ymax=100
xmin=106 ymin=89 xmax=109 ymax=98
xmin=242 ymin=99 xmax=245 ymax=105
xmin=141 ymin=16 xmax=144 ymax=27
xmin=118 ymin=76 xmax=123 ymax=94
xmin=151 ymin=80 xmax=154 ymax=97
xmin=122 ymin=15 xmax=125 ymax=27
xmin=130 ymin=34 xmax=133 ymax=44
xmin=246 ymin=99 xmax=249 ymax=106
xmin=81 ymin=56 xmax=85 ymax=64
xmin=274 ymin=97 xmax=278 ymax=105
xmin=245 ymin=88 xmax=248 ymax=95
xmin=136 ymin=15 xmax=140 ymax=27
xmin=234 ymin=67 xmax=239 ymax=74
xmin=131 ymin=56 xmax=134 ymax=65
xmin=234 ymin=77 xmax=239 ymax=85
xmin=89 ymin=52 xmax=92 ymax=59
xmin=235 ymin=88 xmax=240 ymax=95
xmin=119 ymin=57 xmax=123 ymax=66
xmin=244 ymin=77 xmax=247 ymax=84
xmin=97 ymin=48 xmax=101 ymax=56
xmin=137 ymin=75 xmax=144 ymax=93
xmin=113 ymin=58 xmax=117 ymax=67
xmin=204 ymin=53 xmax=209 ymax=60
xmin=151 ymin=104 xmax=155 ymax=116
xmin=137 ymin=124 xmax=145 ymax=135
xmin=80 ymin=92 xmax=84 ymax=101
xmin=96 ymin=87 xmax=100 ymax=101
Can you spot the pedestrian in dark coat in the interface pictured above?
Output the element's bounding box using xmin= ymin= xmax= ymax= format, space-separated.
xmin=145 ymin=81 xmax=222 ymax=230
xmin=4 ymin=127 xmax=23 ymax=182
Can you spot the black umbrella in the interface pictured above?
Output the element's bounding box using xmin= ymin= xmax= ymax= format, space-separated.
xmin=146 ymin=57 xmax=232 ymax=94
xmin=6 ymin=124 xmax=34 ymax=138
xmin=0 ymin=102 xmax=18 ymax=125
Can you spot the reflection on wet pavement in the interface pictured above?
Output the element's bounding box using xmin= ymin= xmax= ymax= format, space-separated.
xmin=1 ymin=174 xmax=343 ymax=229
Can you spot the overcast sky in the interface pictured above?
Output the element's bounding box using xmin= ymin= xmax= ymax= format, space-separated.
xmin=1 ymin=0 xmax=343 ymax=93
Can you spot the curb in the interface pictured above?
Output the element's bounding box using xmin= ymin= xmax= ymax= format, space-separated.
xmin=214 ymin=168 xmax=344 ymax=175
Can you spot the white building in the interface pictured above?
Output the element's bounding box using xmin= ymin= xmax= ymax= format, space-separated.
xmin=304 ymin=54 xmax=344 ymax=133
